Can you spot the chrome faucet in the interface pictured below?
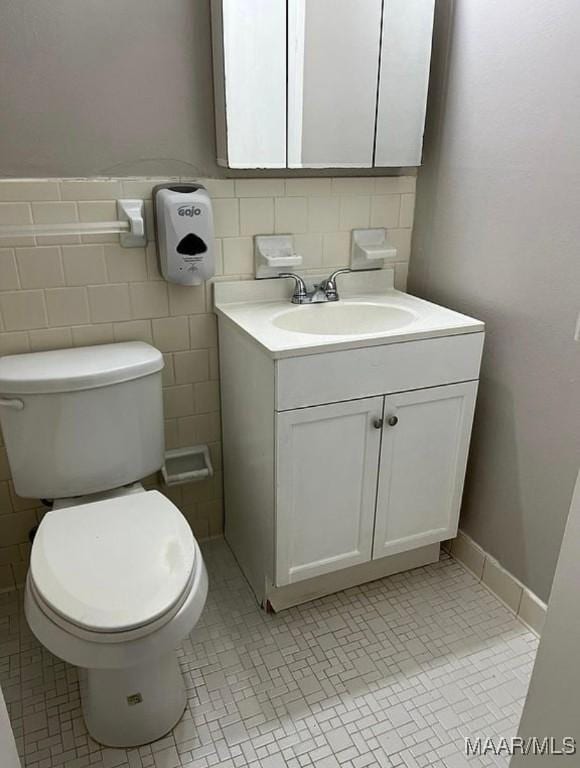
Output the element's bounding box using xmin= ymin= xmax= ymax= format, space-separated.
xmin=279 ymin=268 xmax=352 ymax=305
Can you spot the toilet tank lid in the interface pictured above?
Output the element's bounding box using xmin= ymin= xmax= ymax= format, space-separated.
xmin=0 ymin=342 xmax=164 ymax=394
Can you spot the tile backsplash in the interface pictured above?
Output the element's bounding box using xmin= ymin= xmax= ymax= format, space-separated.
xmin=0 ymin=175 xmax=416 ymax=589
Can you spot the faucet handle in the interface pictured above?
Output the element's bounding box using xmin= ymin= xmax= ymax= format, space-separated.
xmin=322 ymin=268 xmax=352 ymax=300
xmin=278 ymin=272 xmax=307 ymax=303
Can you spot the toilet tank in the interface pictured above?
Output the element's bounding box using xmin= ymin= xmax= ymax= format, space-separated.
xmin=0 ymin=342 xmax=165 ymax=499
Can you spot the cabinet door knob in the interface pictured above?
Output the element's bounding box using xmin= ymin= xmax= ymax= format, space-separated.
xmin=373 ymin=418 xmax=383 ymax=429
xmin=387 ymin=415 xmax=398 ymax=426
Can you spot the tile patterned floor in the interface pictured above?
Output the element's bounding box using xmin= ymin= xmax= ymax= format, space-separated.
xmin=0 ymin=540 xmax=538 ymax=768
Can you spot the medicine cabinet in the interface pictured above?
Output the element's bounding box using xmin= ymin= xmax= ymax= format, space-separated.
xmin=210 ymin=0 xmax=435 ymax=169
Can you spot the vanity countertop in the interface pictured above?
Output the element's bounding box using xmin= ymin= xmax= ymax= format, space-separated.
xmin=213 ymin=269 xmax=484 ymax=359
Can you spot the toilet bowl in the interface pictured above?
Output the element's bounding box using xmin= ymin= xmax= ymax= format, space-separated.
xmin=24 ymin=488 xmax=208 ymax=747
xmin=0 ymin=342 xmax=210 ymax=747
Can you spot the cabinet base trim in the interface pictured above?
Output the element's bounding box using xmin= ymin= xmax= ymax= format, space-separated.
xmin=266 ymin=544 xmax=440 ymax=612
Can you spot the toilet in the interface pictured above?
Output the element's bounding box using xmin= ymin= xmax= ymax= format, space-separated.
xmin=0 ymin=342 xmax=208 ymax=748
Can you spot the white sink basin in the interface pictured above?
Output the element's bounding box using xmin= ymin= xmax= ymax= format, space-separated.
xmin=272 ymin=302 xmax=417 ymax=336
xmin=214 ymin=270 xmax=485 ymax=358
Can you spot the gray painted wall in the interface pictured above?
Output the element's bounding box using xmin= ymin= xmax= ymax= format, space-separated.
xmin=411 ymin=0 xmax=580 ymax=601
xmin=0 ymin=0 xmax=220 ymax=178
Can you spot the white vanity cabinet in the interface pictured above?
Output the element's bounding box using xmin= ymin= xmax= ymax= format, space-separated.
xmin=210 ymin=0 xmax=435 ymax=168
xmin=217 ymin=307 xmax=484 ymax=609
xmin=275 ymin=382 xmax=477 ymax=587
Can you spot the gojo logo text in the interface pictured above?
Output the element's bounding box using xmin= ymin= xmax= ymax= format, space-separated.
xmin=177 ymin=205 xmax=202 ymax=217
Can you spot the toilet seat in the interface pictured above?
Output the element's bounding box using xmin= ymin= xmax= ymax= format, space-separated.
xmin=29 ymin=490 xmax=196 ymax=637
xmin=28 ymin=567 xmax=195 ymax=643
xmin=25 ymin=534 xmax=208 ymax=670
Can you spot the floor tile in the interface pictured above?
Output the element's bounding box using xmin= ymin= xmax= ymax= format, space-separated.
xmin=1 ymin=540 xmax=537 ymax=768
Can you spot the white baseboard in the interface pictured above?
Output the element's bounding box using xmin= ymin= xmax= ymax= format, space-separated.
xmin=448 ymin=529 xmax=547 ymax=636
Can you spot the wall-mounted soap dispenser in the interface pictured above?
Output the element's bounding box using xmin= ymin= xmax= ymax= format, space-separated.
xmin=153 ymin=184 xmax=214 ymax=285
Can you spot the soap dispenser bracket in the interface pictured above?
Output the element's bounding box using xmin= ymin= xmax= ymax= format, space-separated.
xmin=117 ymin=199 xmax=147 ymax=248
xmin=255 ymin=235 xmax=303 ymax=279
xmin=351 ymin=228 xmax=398 ymax=271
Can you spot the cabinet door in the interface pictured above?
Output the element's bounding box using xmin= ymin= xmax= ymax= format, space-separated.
xmin=211 ymin=0 xmax=287 ymax=168
xmin=287 ymin=0 xmax=382 ymax=168
xmin=374 ymin=0 xmax=435 ymax=166
xmin=373 ymin=382 xmax=477 ymax=559
xmin=276 ymin=397 xmax=383 ymax=586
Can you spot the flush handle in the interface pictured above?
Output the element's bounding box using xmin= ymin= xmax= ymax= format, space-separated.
xmin=0 ymin=398 xmax=24 ymax=410
xmin=387 ymin=415 xmax=398 ymax=426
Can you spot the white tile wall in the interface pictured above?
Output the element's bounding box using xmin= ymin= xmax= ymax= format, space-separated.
xmin=0 ymin=175 xmax=416 ymax=589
